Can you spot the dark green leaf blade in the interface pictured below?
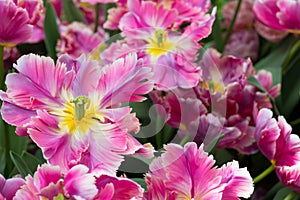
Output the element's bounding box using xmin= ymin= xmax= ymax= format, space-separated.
xmin=62 ymin=0 xmax=87 ymax=23
xmin=0 ymin=148 xmax=6 ymax=174
xmin=131 ymin=178 xmax=147 ymax=191
xmin=255 ymin=36 xmax=298 ymax=85
xmin=273 ymin=187 xmax=294 ymax=200
xmin=8 ymin=126 xmax=27 ymax=156
xmin=10 ymin=151 xmax=32 ymax=178
xmin=21 ymin=151 xmax=44 ymax=173
xmin=281 ymin=55 xmax=300 ymax=116
xmin=44 ymin=2 xmax=60 ymax=60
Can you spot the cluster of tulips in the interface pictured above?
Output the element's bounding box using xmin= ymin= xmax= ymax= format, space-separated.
xmin=0 ymin=0 xmax=300 ymax=199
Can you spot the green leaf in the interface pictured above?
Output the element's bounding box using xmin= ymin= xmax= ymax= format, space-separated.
xmin=44 ymin=2 xmax=60 ymax=60
xmin=0 ymin=117 xmax=6 ymax=149
xmin=0 ymin=148 xmax=6 ymax=174
xmin=274 ymin=187 xmax=294 ymax=200
xmin=62 ymin=0 xmax=86 ymax=24
xmin=263 ymin=183 xmax=284 ymax=200
xmin=204 ymin=133 xmax=224 ymax=153
xmin=211 ymin=12 xmax=223 ymax=52
xmin=9 ymin=151 xmax=45 ymax=177
xmin=10 ymin=151 xmax=33 ymax=178
xmin=213 ymin=148 xmax=234 ymax=166
xmin=8 ymin=126 xmax=27 ymax=155
xmin=281 ymin=55 xmax=300 ymax=116
xmin=131 ymin=178 xmax=147 ymax=191
xmin=35 ymin=148 xmax=46 ymax=163
xmin=255 ymin=36 xmax=298 ymax=85
xmin=22 ymin=151 xmax=44 ymax=172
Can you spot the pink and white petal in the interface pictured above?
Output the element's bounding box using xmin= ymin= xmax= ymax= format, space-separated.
xmin=102 ymin=107 xmax=141 ymax=137
xmin=119 ymin=13 xmax=151 ymax=39
xmin=64 ymin=165 xmax=98 ymax=199
xmin=153 ymin=143 xmax=193 ymax=197
xmin=58 ymin=55 xmax=102 ymax=96
xmin=28 ymin=112 xmax=86 ymax=173
xmin=219 ymin=161 xmax=254 ymax=200
xmin=14 ymin=54 xmax=68 ymax=97
xmin=252 ymin=0 xmax=283 ymax=30
xmin=110 ymin=177 xmax=144 ymax=199
xmin=96 ymin=175 xmax=143 ymax=200
xmin=96 ymin=183 xmax=115 ymax=200
xmin=85 ymin=129 xmax=126 ymax=175
xmin=172 ymin=0 xmax=211 ymax=27
xmin=183 ymin=144 xmax=224 ymax=199
xmin=123 ymin=134 xmax=154 ymax=158
xmin=0 ymin=1 xmax=33 ymax=45
xmin=1 ymin=177 xmax=24 ymax=200
xmin=0 ymin=101 xmax=36 ymax=131
xmin=277 ymin=0 xmax=300 ymax=31
xmin=104 ymin=6 xmax=128 ymax=30
xmin=255 ymin=109 xmax=280 ymax=160
xmin=127 ymin=0 xmax=176 ymax=29
xmin=14 ymin=176 xmax=39 ymax=200
xmin=275 ymin=165 xmax=300 ymax=193
xmin=183 ymin=8 xmax=216 ymax=42
xmin=254 ymin=21 xmax=288 ymax=42
xmin=98 ymin=53 xmax=153 ymax=108
xmin=35 ymin=164 xmax=61 ymax=189
xmin=5 ymin=73 xmax=60 ymax=109
xmin=154 ymin=54 xmax=200 ymax=90
xmin=145 ymin=174 xmax=168 ymax=200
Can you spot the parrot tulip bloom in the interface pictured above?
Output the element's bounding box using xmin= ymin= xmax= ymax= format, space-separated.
xmin=253 ymin=0 xmax=300 ymax=33
xmin=14 ymin=164 xmax=98 ymax=199
xmin=275 ymin=165 xmax=300 ymax=193
xmin=145 ymin=142 xmax=254 ymax=199
xmin=57 ymin=22 xmax=107 ymax=59
xmin=117 ymin=0 xmax=215 ymax=90
xmin=255 ymin=108 xmax=300 ymax=192
xmin=255 ymin=108 xmax=300 ymax=166
xmin=14 ymin=163 xmax=144 ymax=200
xmin=0 ymin=1 xmax=33 ymax=47
xmin=0 ymin=53 xmax=154 ymax=174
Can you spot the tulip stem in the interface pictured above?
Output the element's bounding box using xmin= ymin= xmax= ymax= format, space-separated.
xmin=221 ymin=0 xmax=242 ymax=53
xmin=94 ymin=3 xmax=100 ymax=33
xmin=253 ymin=164 xmax=274 ymax=184
xmin=0 ymin=45 xmax=4 ymax=90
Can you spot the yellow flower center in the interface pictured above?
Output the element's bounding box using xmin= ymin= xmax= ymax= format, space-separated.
xmin=200 ymin=80 xmax=224 ymax=93
xmin=146 ymin=30 xmax=175 ymax=58
xmin=51 ymin=95 xmax=106 ymax=135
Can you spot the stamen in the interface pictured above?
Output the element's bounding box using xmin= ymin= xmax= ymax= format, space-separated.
xmin=70 ymin=96 xmax=88 ymax=120
xmin=155 ymin=30 xmax=165 ymax=47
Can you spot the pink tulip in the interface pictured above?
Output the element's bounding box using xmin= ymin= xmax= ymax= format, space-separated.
xmin=0 ymin=1 xmax=33 ymax=47
xmin=145 ymin=142 xmax=254 ymax=199
xmin=1 ymin=53 xmax=154 ymax=174
xmin=253 ymin=0 xmax=300 ymax=33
